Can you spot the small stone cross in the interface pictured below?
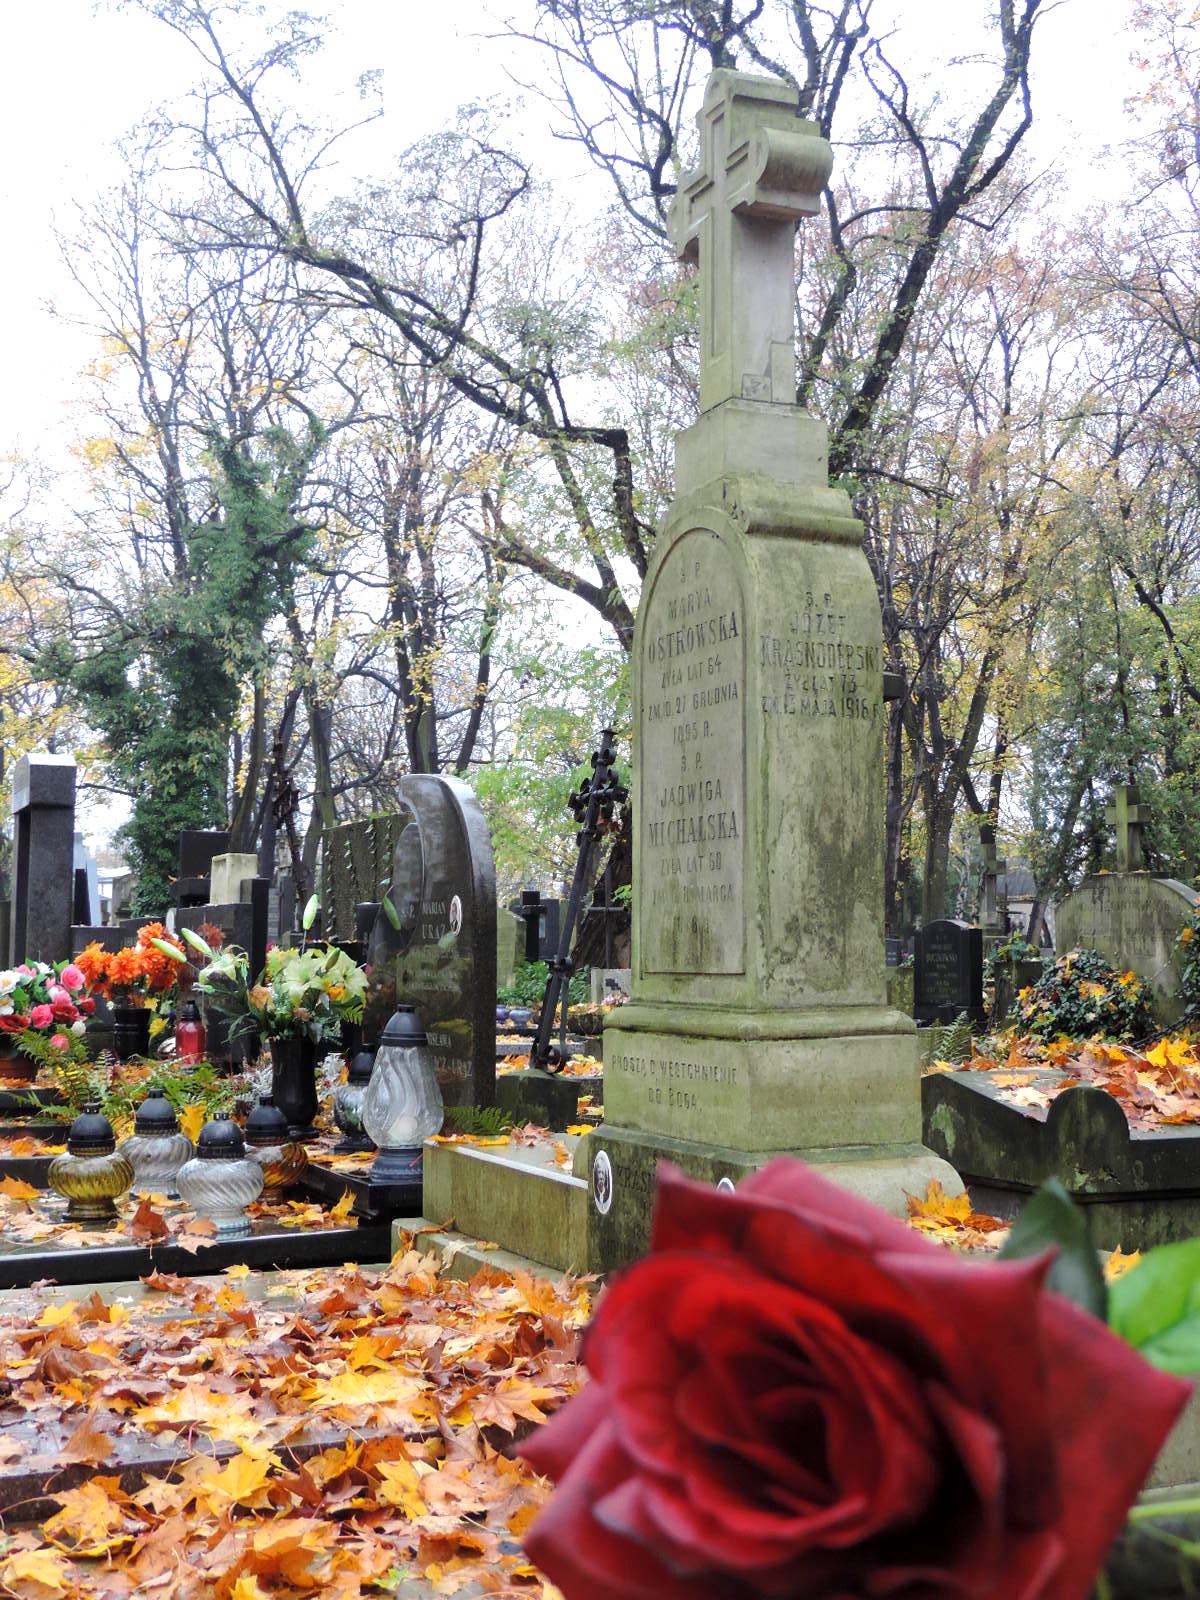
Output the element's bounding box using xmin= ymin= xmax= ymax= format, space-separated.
xmin=978 ymin=824 xmax=1007 ymax=934
xmin=669 ymin=70 xmax=832 ymax=414
xmin=1107 ymin=783 xmax=1147 ymax=873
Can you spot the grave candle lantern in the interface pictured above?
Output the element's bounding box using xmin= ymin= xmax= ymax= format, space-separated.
xmin=363 ymin=1006 xmax=443 ymax=1205
xmin=243 ymin=1093 xmax=308 ymax=1194
xmin=119 ymin=1087 xmax=194 ymax=1198
xmin=333 ymin=1045 xmax=377 ymax=1153
xmin=176 ymin=1117 xmax=264 ymax=1238
xmin=48 ymin=1101 xmax=133 ymax=1225
xmin=175 ymin=999 xmax=206 ymax=1063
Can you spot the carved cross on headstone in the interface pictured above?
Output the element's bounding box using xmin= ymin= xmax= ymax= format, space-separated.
xmin=668 ymin=70 xmax=832 ymax=414
xmin=1108 ymin=783 xmax=1147 ymax=873
xmin=978 ymin=824 xmax=1007 ymax=934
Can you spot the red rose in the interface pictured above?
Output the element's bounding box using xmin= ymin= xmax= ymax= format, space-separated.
xmin=0 ymin=1014 xmax=26 ymax=1034
xmin=78 ymin=997 xmax=96 ymax=1015
xmin=50 ymin=1000 xmax=78 ymax=1022
xmin=522 ymin=1161 xmax=1189 ymax=1600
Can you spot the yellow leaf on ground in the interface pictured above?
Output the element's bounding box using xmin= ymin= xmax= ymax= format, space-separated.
xmin=0 ymin=1174 xmax=43 ymax=1202
xmin=0 ymin=1547 xmax=74 ymax=1595
xmin=329 ymin=1187 xmax=355 ymax=1223
xmin=1106 ymin=1247 xmax=1143 ymax=1282
xmin=564 ymin=1125 xmax=592 ymax=1137
xmin=376 ymin=1455 xmax=428 ymax=1518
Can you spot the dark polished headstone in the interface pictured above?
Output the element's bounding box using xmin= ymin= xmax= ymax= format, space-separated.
xmin=10 ymin=754 xmax=76 ymax=966
xmin=914 ymin=919 xmax=984 ymax=1025
xmin=364 ymin=776 xmax=497 ymax=1106
xmin=511 ymin=890 xmax=562 ymax=964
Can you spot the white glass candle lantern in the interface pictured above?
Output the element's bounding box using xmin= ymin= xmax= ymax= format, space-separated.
xmin=119 ymin=1088 xmax=194 ymax=1198
xmin=176 ymin=1117 xmax=264 ymax=1238
xmin=362 ymin=1006 xmax=443 ymax=1200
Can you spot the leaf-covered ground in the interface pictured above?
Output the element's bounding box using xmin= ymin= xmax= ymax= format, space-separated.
xmin=926 ymin=1033 xmax=1200 ymax=1129
xmin=0 ymin=1252 xmax=589 ymax=1598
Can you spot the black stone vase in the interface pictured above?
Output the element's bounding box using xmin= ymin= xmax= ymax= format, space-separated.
xmin=111 ymin=1003 xmax=152 ymax=1062
xmin=269 ymin=1035 xmax=320 ymax=1141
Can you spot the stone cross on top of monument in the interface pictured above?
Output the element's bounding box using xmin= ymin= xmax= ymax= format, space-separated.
xmin=669 ymin=71 xmax=832 ymax=415
xmin=1108 ymin=783 xmax=1147 ymax=873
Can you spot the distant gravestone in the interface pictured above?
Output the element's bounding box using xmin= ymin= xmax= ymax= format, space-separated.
xmin=364 ymin=775 xmax=497 ymax=1108
xmin=323 ymin=814 xmax=405 ymax=943
xmin=10 ymin=754 xmax=77 ymax=965
xmin=176 ymin=830 xmax=231 ymax=908
xmin=176 ymin=876 xmax=270 ymax=1066
xmin=511 ymin=890 xmax=562 ymax=964
xmin=914 ymin=920 xmax=984 ymax=1026
xmin=497 ymin=907 xmax=524 ymax=991
xmin=1057 ymin=876 xmax=1196 ymax=1025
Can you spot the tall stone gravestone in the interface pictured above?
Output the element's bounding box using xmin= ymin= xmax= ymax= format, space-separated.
xmin=594 ymin=70 xmax=958 ymax=1270
xmin=1056 ymin=784 xmax=1196 ymax=1025
xmin=365 ymin=775 xmax=497 ymax=1108
xmin=914 ymin=920 xmax=984 ymax=1026
xmin=11 ymin=754 xmax=76 ymax=965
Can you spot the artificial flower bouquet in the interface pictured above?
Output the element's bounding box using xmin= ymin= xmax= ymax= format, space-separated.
xmin=0 ymin=959 xmax=95 ymax=1058
xmin=186 ymin=931 xmax=366 ymax=1045
xmin=76 ymin=922 xmax=186 ymax=1008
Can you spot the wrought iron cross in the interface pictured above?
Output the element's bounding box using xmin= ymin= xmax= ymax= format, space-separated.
xmin=1107 ymin=783 xmax=1147 ymax=873
xmin=532 ymin=731 xmax=627 ymax=1075
xmin=668 ymin=70 xmax=832 ymax=413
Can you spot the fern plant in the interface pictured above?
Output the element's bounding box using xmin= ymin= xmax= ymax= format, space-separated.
xmin=922 ymin=1013 xmax=977 ymax=1067
xmin=441 ymin=1104 xmax=514 ymax=1137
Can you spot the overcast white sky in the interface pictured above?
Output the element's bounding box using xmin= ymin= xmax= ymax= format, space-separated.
xmin=0 ymin=0 xmax=1142 ymax=843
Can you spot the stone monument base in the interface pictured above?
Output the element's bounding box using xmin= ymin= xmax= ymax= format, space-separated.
xmin=587 ymin=1122 xmax=959 ymax=1273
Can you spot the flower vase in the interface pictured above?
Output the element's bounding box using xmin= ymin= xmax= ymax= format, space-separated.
xmin=112 ymin=1003 xmax=152 ymax=1061
xmin=269 ymin=1036 xmax=320 ymax=1140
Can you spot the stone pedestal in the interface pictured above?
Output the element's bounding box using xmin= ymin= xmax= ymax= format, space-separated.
xmin=209 ymin=852 xmax=260 ymax=907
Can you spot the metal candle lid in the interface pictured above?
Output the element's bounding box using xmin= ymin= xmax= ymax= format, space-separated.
xmin=134 ymin=1088 xmax=180 ymax=1136
xmin=196 ymin=1118 xmax=247 ymax=1160
xmin=244 ymin=1094 xmax=289 ymax=1147
xmin=67 ymin=1101 xmax=116 ymax=1155
xmin=347 ymin=1046 xmax=377 ymax=1085
xmin=380 ymin=1005 xmax=426 ymax=1048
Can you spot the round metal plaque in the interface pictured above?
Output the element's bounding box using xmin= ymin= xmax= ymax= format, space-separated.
xmin=592 ymin=1149 xmax=614 ymax=1215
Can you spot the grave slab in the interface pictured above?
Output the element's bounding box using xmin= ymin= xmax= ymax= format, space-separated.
xmin=922 ymin=1070 xmax=1200 ymax=1250
xmin=421 ymin=1138 xmax=588 ymax=1274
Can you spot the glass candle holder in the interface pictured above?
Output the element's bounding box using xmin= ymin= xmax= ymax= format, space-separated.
xmin=176 ymin=1118 xmax=264 ymax=1238
xmin=333 ymin=1046 xmax=377 ymax=1153
xmin=175 ymin=999 xmax=206 ymax=1063
xmin=243 ymin=1094 xmax=309 ymax=1195
xmin=363 ymin=1006 xmax=443 ymax=1203
xmin=119 ymin=1087 xmax=194 ymax=1198
xmin=48 ymin=1102 xmax=133 ymax=1226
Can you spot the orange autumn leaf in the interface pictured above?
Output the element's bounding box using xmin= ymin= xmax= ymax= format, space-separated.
xmin=0 ymin=1174 xmax=43 ymax=1203
xmin=60 ymin=1415 xmax=113 ymax=1466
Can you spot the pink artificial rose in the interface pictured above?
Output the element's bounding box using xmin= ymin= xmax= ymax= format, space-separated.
xmin=29 ymin=1005 xmax=54 ymax=1029
xmin=48 ymin=985 xmax=70 ymax=1005
xmin=16 ymin=965 xmax=33 ymax=978
xmin=49 ymin=1033 xmax=69 ymax=1050
xmin=59 ymin=965 xmax=86 ymax=992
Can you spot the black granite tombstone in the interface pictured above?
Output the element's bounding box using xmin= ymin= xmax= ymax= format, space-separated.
xmin=914 ymin=919 xmax=984 ymax=1025
xmin=175 ymin=876 xmax=270 ymax=1066
xmin=364 ymin=776 xmax=497 ymax=1106
xmin=175 ymin=830 xmax=231 ymax=908
xmin=511 ymin=890 xmax=562 ymax=963
xmin=10 ymin=754 xmax=76 ymax=965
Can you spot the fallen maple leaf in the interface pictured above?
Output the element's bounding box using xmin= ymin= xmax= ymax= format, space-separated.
xmin=129 ymin=1197 xmax=170 ymax=1242
xmin=0 ymin=1174 xmax=43 ymax=1203
xmin=0 ymin=1546 xmax=74 ymax=1596
xmin=61 ymin=1415 xmax=113 ymax=1466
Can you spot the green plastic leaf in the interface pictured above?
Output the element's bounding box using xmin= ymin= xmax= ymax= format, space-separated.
xmin=1108 ymin=1237 xmax=1200 ymax=1374
xmin=302 ymin=894 xmax=320 ymax=931
xmin=180 ymin=927 xmax=214 ymax=960
xmin=382 ymin=894 xmax=402 ymax=931
xmin=999 ymin=1178 xmax=1107 ymax=1321
xmin=148 ymin=937 xmax=186 ymax=963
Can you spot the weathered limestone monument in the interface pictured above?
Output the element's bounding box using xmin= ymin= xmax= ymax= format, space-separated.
xmin=1056 ymin=783 xmax=1197 ymax=1026
xmin=592 ymin=69 xmax=959 ymax=1268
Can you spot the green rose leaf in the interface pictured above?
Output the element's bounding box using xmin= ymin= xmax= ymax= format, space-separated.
xmin=1108 ymin=1237 xmax=1200 ymax=1374
xmin=999 ymin=1178 xmax=1107 ymax=1321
